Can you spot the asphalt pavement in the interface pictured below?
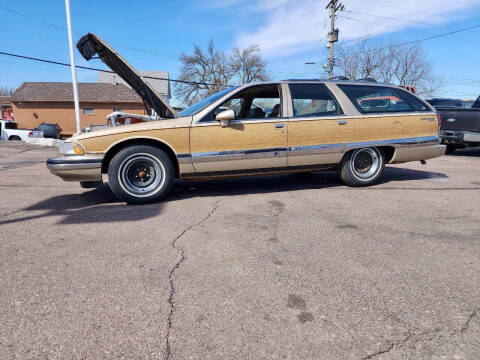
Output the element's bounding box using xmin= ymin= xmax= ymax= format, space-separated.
xmin=0 ymin=141 xmax=479 ymax=359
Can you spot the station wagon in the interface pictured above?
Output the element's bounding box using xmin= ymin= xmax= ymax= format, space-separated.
xmin=47 ymin=34 xmax=445 ymax=204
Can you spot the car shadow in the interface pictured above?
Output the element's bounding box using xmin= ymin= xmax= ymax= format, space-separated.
xmin=448 ymin=147 xmax=480 ymax=157
xmin=0 ymin=186 xmax=164 ymax=226
xmin=0 ymin=166 xmax=447 ymax=226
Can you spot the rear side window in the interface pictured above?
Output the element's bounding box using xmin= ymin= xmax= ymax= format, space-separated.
xmin=339 ymin=85 xmax=429 ymax=114
xmin=289 ymin=84 xmax=343 ymax=117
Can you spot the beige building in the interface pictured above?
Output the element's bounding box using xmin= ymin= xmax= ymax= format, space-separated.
xmin=10 ymin=82 xmax=146 ymax=136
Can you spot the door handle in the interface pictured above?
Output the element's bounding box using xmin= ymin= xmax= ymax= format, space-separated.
xmin=275 ymin=123 xmax=285 ymax=129
xmin=337 ymin=120 xmax=348 ymax=125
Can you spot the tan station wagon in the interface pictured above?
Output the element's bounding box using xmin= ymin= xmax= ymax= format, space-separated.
xmin=47 ymin=33 xmax=445 ymax=204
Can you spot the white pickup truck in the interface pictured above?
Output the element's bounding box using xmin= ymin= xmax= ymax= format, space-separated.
xmin=0 ymin=120 xmax=43 ymax=141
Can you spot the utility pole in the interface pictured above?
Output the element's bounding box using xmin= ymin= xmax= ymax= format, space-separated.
xmin=64 ymin=0 xmax=82 ymax=135
xmin=325 ymin=0 xmax=344 ymax=78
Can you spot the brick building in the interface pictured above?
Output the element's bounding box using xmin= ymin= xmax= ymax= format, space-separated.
xmin=9 ymin=82 xmax=146 ymax=136
xmin=0 ymin=96 xmax=13 ymax=120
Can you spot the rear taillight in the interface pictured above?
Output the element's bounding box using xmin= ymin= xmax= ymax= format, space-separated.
xmin=436 ymin=113 xmax=441 ymax=130
xmin=28 ymin=131 xmax=34 ymax=138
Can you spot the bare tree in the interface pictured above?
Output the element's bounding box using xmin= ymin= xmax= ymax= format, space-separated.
xmin=176 ymin=40 xmax=269 ymax=106
xmin=229 ymin=45 xmax=269 ymax=84
xmin=0 ymin=87 xmax=15 ymax=96
xmin=336 ymin=39 xmax=443 ymax=96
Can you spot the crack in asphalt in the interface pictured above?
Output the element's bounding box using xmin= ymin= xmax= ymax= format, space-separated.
xmin=362 ymin=342 xmax=395 ymax=360
xmin=461 ymin=309 xmax=479 ymax=333
xmin=164 ymin=200 xmax=222 ymax=360
xmin=0 ymin=209 xmax=25 ymax=219
xmin=361 ymin=308 xmax=480 ymax=359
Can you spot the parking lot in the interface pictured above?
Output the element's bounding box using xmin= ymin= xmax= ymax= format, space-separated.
xmin=0 ymin=141 xmax=479 ymax=359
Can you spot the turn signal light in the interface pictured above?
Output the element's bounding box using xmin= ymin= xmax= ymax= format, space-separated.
xmin=436 ymin=113 xmax=441 ymax=130
xmin=73 ymin=144 xmax=84 ymax=155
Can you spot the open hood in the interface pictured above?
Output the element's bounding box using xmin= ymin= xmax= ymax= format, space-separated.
xmin=77 ymin=33 xmax=177 ymax=119
xmin=472 ymin=95 xmax=480 ymax=109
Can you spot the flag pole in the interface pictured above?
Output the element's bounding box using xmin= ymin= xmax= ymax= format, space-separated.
xmin=65 ymin=0 xmax=82 ymax=134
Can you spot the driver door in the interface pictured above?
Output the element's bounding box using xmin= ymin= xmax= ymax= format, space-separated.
xmin=189 ymin=84 xmax=287 ymax=175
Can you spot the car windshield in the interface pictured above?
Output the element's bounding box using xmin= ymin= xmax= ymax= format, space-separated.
xmin=179 ymin=87 xmax=238 ymax=117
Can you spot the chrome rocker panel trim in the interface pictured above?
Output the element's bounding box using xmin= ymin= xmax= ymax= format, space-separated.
xmin=181 ymin=136 xmax=443 ymax=177
xmin=46 ymin=155 xmax=103 ymax=181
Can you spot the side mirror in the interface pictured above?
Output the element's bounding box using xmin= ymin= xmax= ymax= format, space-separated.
xmin=215 ymin=109 xmax=235 ymax=128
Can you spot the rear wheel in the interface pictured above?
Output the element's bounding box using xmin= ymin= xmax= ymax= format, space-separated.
xmin=8 ymin=135 xmax=21 ymax=141
xmin=338 ymin=147 xmax=385 ymax=187
xmin=108 ymin=145 xmax=174 ymax=204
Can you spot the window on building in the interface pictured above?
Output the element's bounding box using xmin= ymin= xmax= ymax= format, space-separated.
xmin=289 ymin=84 xmax=343 ymax=117
xmin=113 ymin=108 xmax=121 ymax=112
xmin=83 ymin=108 xmax=95 ymax=115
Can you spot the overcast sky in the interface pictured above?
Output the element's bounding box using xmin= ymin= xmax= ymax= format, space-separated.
xmin=0 ymin=0 xmax=479 ymax=104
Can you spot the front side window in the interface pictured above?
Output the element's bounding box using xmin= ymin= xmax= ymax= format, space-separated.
xmin=289 ymin=84 xmax=342 ymax=117
xmin=339 ymin=85 xmax=429 ymax=114
xmin=179 ymin=87 xmax=238 ymax=117
xmin=203 ymin=85 xmax=281 ymax=122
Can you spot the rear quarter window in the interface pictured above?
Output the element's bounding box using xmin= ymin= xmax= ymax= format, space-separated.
xmin=338 ymin=85 xmax=429 ymax=114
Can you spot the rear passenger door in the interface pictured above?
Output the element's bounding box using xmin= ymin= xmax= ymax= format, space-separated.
xmin=287 ymin=83 xmax=346 ymax=167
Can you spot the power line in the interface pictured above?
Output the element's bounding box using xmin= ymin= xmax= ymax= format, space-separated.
xmin=343 ymin=23 xmax=480 ymax=56
xmin=343 ymin=9 xmax=480 ymax=40
xmin=336 ymin=14 xmax=480 ymax=47
xmin=0 ymin=5 xmax=180 ymax=60
xmin=0 ymin=50 xmax=232 ymax=88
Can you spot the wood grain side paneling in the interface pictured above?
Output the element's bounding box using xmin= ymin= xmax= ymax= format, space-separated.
xmin=190 ymin=122 xmax=287 ymax=153
xmin=77 ymin=127 xmax=190 ymax=154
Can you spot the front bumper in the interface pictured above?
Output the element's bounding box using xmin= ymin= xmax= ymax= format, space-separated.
xmin=46 ymin=154 xmax=103 ymax=181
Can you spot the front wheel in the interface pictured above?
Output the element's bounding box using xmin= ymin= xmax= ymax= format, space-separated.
xmin=108 ymin=145 xmax=174 ymax=204
xmin=338 ymin=147 xmax=385 ymax=187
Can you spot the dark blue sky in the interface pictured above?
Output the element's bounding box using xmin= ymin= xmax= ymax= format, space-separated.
xmin=1 ymin=0 xmax=479 ymax=105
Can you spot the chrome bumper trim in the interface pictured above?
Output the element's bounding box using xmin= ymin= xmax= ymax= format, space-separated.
xmin=46 ymin=155 xmax=103 ymax=181
xmin=390 ymin=144 xmax=446 ymax=163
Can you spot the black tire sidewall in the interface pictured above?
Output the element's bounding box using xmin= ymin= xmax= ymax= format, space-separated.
xmin=339 ymin=147 xmax=385 ymax=187
xmin=108 ymin=145 xmax=174 ymax=204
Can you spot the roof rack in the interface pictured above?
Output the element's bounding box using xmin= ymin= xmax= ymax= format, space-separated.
xmin=329 ymin=76 xmax=350 ymax=80
xmin=355 ymin=77 xmax=377 ymax=82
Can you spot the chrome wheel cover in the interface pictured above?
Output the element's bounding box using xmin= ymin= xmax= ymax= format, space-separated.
xmin=118 ymin=153 xmax=165 ymax=197
xmin=350 ymin=148 xmax=381 ymax=181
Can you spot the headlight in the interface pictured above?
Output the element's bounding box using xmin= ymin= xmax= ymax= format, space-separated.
xmin=60 ymin=142 xmax=84 ymax=155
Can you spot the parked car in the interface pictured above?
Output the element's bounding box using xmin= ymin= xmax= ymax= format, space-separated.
xmin=426 ymin=98 xmax=476 ymax=109
xmin=0 ymin=120 xmax=43 ymax=141
xmin=46 ymin=33 xmax=445 ymax=204
xmin=37 ymin=122 xmax=60 ymax=139
xmin=430 ymin=96 xmax=480 ymax=153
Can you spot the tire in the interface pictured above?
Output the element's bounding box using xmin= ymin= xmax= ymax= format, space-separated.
xmin=8 ymin=136 xmax=21 ymax=141
xmin=108 ymin=145 xmax=174 ymax=204
xmin=445 ymin=145 xmax=458 ymax=154
xmin=338 ymin=147 xmax=385 ymax=187
xmin=80 ymin=181 xmax=103 ymax=189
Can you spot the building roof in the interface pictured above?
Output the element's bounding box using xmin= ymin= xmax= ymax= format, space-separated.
xmin=0 ymin=96 xmax=11 ymax=106
xmin=10 ymin=82 xmax=143 ymax=103
xmin=98 ymin=71 xmax=171 ymax=99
